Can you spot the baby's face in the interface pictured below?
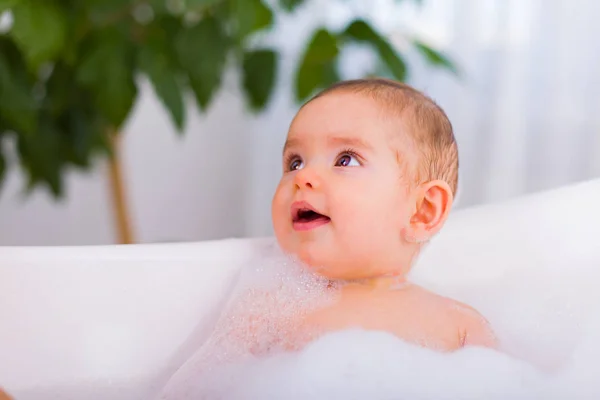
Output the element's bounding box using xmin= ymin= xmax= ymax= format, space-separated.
xmin=272 ymin=92 xmax=419 ymax=280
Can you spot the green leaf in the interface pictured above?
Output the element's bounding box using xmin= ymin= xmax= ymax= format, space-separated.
xmin=148 ymin=0 xmax=170 ymax=14
xmin=0 ymin=0 xmax=21 ymax=12
xmin=342 ymin=19 xmax=407 ymax=82
xmin=85 ymin=0 xmax=133 ymax=25
xmin=16 ymin=117 xmax=64 ymax=196
xmin=234 ymin=0 xmax=273 ymax=40
xmin=62 ymin=108 xmax=92 ymax=167
xmin=59 ymin=101 xmax=107 ymax=168
xmin=186 ymin=0 xmax=222 ymax=9
xmin=139 ymin=42 xmax=185 ymax=131
xmin=0 ymin=45 xmax=37 ymax=134
xmin=150 ymin=13 xmax=182 ymax=43
xmin=10 ymin=0 xmax=68 ymax=71
xmin=43 ymin=62 xmax=73 ymax=117
xmin=76 ymin=31 xmax=138 ymax=128
xmin=0 ymin=139 xmax=6 ymax=190
xmin=44 ymin=63 xmax=108 ymax=169
xmin=279 ymin=0 xmax=304 ymax=12
xmin=295 ymin=28 xmax=340 ymax=101
xmin=242 ymin=49 xmax=277 ymax=111
xmin=85 ymin=0 xmax=132 ymax=8
xmin=413 ymin=41 xmax=458 ymax=75
xmin=175 ymin=16 xmax=228 ymax=109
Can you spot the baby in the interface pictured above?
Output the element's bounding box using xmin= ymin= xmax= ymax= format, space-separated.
xmin=270 ymin=78 xmax=497 ymax=352
xmin=155 ymin=78 xmax=500 ymax=398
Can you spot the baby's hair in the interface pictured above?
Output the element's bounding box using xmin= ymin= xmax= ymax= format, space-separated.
xmin=305 ymin=78 xmax=459 ymax=196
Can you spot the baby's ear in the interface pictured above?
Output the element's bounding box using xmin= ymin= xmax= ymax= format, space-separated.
xmin=405 ymin=180 xmax=453 ymax=243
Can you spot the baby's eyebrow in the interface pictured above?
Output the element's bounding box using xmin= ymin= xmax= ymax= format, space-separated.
xmin=328 ymin=136 xmax=373 ymax=151
xmin=282 ymin=137 xmax=300 ymax=154
xmin=282 ymin=135 xmax=374 ymax=154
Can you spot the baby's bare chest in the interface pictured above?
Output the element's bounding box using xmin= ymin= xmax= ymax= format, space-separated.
xmin=224 ymin=286 xmax=462 ymax=355
xmin=296 ymin=288 xmax=461 ymax=351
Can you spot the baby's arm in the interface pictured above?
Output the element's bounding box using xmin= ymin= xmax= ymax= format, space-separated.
xmin=454 ymin=304 xmax=498 ymax=349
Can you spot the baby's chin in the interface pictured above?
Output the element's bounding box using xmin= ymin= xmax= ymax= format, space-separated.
xmin=276 ymin=244 xmax=330 ymax=274
xmin=291 ymin=251 xmax=361 ymax=280
xmin=275 ymin=237 xmax=366 ymax=280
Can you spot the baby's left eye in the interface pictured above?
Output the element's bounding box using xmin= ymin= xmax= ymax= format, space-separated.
xmin=335 ymin=153 xmax=360 ymax=167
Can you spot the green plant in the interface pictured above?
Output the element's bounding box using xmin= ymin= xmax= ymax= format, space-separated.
xmin=0 ymin=0 xmax=456 ymax=197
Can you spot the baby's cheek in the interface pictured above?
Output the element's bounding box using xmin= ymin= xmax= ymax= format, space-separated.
xmin=341 ymin=214 xmax=399 ymax=258
xmin=271 ymin=188 xmax=290 ymax=226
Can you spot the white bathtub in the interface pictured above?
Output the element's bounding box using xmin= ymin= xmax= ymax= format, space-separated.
xmin=2 ymin=179 xmax=600 ymax=399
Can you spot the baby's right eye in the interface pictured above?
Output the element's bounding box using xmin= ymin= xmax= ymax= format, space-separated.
xmin=287 ymin=156 xmax=304 ymax=171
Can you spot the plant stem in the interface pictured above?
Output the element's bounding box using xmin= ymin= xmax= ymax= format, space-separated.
xmin=107 ymin=130 xmax=135 ymax=244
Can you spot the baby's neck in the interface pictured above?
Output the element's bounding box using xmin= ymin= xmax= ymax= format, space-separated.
xmin=333 ymin=274 xmax=409 ymax=290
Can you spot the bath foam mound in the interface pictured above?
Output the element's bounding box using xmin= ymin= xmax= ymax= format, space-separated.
xmin=234 ymin=322 xmax=600 ymax=400
xmin=190 ymin=330 xmax=546 ymax=400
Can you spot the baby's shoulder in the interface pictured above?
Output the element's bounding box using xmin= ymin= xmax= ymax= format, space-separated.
xmin=397 ymin=285 xmax=498 ymax=349
xmin=449 ymin=300 xmax=498 ymax=348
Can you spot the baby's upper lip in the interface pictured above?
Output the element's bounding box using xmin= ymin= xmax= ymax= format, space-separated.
xmin=290 ymin=201 xmax=329 ymax=222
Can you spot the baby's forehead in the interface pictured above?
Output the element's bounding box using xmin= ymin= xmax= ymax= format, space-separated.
xmin=283 ymin=132 xmax=377 ymax=154
xmin=286 ymin=93 xmax=417 ymax=153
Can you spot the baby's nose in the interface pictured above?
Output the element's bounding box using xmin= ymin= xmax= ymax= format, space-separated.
xmin=294 ymin=167 xmax=321 ymax=190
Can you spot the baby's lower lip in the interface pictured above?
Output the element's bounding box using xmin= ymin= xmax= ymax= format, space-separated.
xmin=292 ymin=217 xmax=331 ymax=232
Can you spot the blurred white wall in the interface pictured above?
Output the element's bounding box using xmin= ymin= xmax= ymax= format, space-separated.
xmin=1 ymin=0 xmax=600 ymax=246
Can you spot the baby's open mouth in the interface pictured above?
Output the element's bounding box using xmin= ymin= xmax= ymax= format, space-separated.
xmin=294 ymin=208 xmax=330 ymax=223
xmin=291 ymin=202 xmax=331 ymax=231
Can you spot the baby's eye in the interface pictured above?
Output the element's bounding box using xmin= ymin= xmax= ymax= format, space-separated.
xmin=288 ymin=157 xmax=304 ymax=171
xmin=335 ymin=153 xmax=360 ymax=167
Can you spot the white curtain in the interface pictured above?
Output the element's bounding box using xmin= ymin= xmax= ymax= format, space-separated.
xmin=382 ymin=0 xmax=600 ymax=207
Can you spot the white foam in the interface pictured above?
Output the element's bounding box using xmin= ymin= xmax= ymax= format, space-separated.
xmin=165 ymin=330 xmax=546 ymax=400
xmin=162 ymin=326 xmax=600 ymax=399
xmin=158 ymin=248 xmax=339 ymax=399
xmin=157 ymin=245 xmax=600 ymax=400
